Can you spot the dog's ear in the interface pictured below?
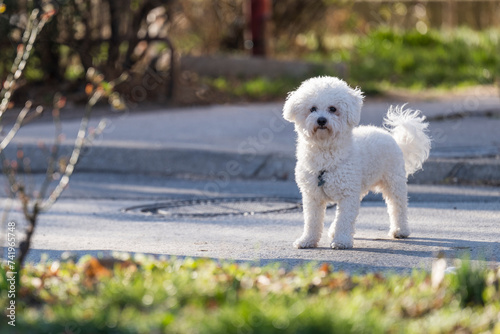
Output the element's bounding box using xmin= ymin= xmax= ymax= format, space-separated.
xmin=344 ymin=86 xmax=364 ymax=127
xmin=283 ymin=89 xmax=299 ymax=122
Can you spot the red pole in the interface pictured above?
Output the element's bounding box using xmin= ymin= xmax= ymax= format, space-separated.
xmin=250 ymin=0 xmax=271 ymax=57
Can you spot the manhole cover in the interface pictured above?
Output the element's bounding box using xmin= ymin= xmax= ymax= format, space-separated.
xmin=124 ymin=197 xmax=302 ymax=218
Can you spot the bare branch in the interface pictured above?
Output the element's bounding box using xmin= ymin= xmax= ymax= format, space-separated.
xmin=0 ymin=9 xmax=51 ymax=124
xmin=22 ymin=105 xmax=44 ymax=124
xmin=40 ymin=69 xmax=128 ymax=211
xmin=40 ymin=89 xmax=103 ymax=211
xmin=0 ymin=6 xmax=57 ymax=268
xmin=0 ymin=101 xmax=32 ymax=151
xmin=37 ymin=96 xmax=64 ymax=202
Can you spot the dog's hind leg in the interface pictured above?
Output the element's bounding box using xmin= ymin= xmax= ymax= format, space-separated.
xmin=294 ymin=192 xmax=327 ymax=249
xmin=328 ymin=196 xmax=359 ymax=249
xmin=381 ymin=175 xmax=410 ymax=239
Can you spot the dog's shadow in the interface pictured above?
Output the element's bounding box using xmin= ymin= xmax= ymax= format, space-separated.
xmin=351 ymin=236 xmax=500 ymax=260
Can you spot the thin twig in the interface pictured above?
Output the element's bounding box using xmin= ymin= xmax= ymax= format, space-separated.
xmin=39 ymin=70 xmax=129 ymax=211
xmin=0 ymin=151 xmax=18 ymax=196
xmin=0 ymin=197 xmax=13 ymax=250
xmin=0 ymin=10 xmax=38 ymax=118
xmin=0 ymin=9 xmax=51 ymax=123
xmin=21 ymin=105 xmax=44 ymax=125
xmin=37 ymin=98 xmax=63 ymax=202
xmin=0 ymin=101 xmax=32 ymax=151
xmin=40 ymin=90 xmax=103 ymax=211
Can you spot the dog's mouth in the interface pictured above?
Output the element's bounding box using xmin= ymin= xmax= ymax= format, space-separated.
xmin=313 ymin=125 xmax=331 ymax=133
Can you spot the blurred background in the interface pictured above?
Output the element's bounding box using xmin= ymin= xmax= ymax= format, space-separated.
xmin=1 ymin=0 xmax=499 ymax=106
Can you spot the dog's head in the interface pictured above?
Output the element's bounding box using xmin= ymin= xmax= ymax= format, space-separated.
xmin=283 ymin=76 xmax=364 ymax=142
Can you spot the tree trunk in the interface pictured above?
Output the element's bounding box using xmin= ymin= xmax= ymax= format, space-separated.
xmin=38 ymin=19 xmax=61 ymax=81
xmin=106 ymin=0 xmax=121 ymax=76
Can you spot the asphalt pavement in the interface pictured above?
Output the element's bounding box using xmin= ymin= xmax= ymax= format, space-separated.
xmin=1 ymin=174 xmax=499 ymax=273
xmin=1 ymin=93 xmax=500 ymax=272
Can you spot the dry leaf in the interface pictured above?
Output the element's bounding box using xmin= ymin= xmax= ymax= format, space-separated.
xmin=319 ymin=263 xmax=331 ymax=276
xmin=84 ymin=258 xmax=112 ymax=280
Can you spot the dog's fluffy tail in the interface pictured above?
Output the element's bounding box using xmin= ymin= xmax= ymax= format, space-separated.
xmin=384 ymin=104 xmax=431 ymax=177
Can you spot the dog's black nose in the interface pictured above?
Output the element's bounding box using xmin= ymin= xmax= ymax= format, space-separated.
xmin=317 ymin=117 xmax=327 ymax=126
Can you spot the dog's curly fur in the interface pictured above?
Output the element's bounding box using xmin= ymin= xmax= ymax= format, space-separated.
xmin=283 ymin=76 xmax=431 ymax=249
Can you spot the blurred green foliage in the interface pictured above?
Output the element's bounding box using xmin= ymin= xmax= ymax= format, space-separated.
xmin=1 ymin=1 xmax=499 ymax=103
xmin=450 ymin=255 xmax=489 ymax=307
xmin=206 ymin=77 xmax=300 ymax=101
xmin=1 ymin=256 xmax=499 ymax=333
xmin=343 ymin=27 xmax=500 ymax=90
xmin=204 ymin=28 xmax=499 ymax=101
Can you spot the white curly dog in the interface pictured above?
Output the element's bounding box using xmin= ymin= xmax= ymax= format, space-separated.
xmin=283 ymin=76 xmax=431 ymax=249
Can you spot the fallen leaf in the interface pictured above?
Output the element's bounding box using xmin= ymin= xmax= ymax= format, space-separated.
xmin=319 ymin=263 xmax=331 ymax=276
xmin=83 ymin=258 xmax=112 ymax=280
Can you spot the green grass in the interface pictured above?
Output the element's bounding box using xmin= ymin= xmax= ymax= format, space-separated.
xmin=1 ymin=255 xmax=499 ymax=333
xmin=205 ymin=76 xmax=302 ymax=101
xmin=338 ymin=27 xmax=500 ymax=90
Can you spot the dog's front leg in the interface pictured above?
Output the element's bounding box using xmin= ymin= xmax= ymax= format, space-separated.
xmin=328 ymin=196 xmax=359 ymax=249
xmin=294 ymin=193 xmax=326 ymax=249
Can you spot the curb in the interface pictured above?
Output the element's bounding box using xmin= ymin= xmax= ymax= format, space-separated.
xmin=410 ymin=157 xmax=500 ymax=185
xmin=4 ymin=144 xmax=500 ymax=185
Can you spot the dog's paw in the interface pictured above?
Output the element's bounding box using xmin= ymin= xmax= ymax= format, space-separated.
xmin=330 ymin=238 xmax=353 ymax=250
xmin=389 ymin=228 xmax=410 ymax=239
xmin=293 ymin=237 xmax=318 ymax=249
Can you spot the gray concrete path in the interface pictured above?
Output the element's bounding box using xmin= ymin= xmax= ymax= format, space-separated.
xmin=1 ymin=174 xmax=499 ymax=273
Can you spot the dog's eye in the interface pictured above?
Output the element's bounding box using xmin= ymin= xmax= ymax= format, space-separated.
xmin=329 ymin=106 xmax=337 ymax=113
xmin=310 ymin=106 xmax=317 ymax=112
